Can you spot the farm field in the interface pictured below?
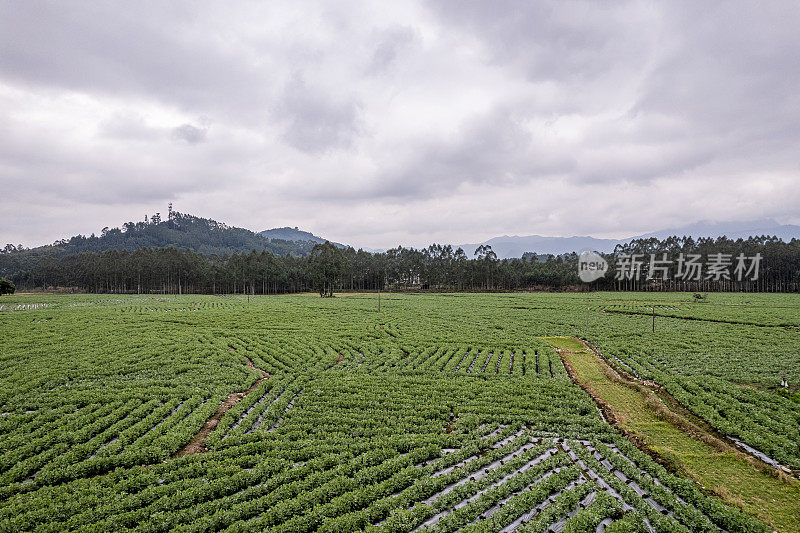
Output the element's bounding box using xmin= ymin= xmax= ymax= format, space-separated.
xmin=0 ymin=292 xmax=798 ymax=532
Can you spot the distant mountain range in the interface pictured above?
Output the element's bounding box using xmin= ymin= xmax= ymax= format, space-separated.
xmin=455 ymin=235 xmax=620 ymax=259
xmin=456 ymin=219 xmax=800 ymax=259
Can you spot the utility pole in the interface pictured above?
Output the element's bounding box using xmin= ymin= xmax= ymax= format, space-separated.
xmin=577 ymin=250 xmax=608 ymax=340
xmin=586 ymin=291 xmax=590 ymax=337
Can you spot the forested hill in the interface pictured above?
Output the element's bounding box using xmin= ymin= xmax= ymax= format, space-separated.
xmin=260 ymin=226 xmax=320 ymax=242
xmin=3 ymin=213 xmax=319 ymax=259
xmin=259 ymin=227 xmax=345 ymax=248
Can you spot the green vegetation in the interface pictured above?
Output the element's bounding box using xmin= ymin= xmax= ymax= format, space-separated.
xmin=4 ymin=212 xmax=798 ymax=294
xmin=0 ymin=292 xmax=797 ymax=531
xmin=543 ymin=336 xmax=800 ymax=532
xmin=0 ymin=277 xmax=13 ymax=295
xmin=259 ymin=226 xmax=344 ymax=247
xmin=0 ymin=213 xmax=319 ymax=288
xmin=309 ymin=241 xmax=348 ymax=297
xmin=0 ymin=241 xmax=582 ymax=294
xmin=588 ymin=292 xmax=800 ymax=469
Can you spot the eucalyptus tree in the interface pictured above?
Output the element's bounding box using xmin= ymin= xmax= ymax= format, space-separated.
xmin=309 ymin=241 xmax=347 ymax=297
xmin=474 ymin=244 xmax=497 ymax=290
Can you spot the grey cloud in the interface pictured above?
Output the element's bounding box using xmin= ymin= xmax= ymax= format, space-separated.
xmin=273 ymin=73 xmax=362 ymax=153
xmin=1 ymin=1 xmax=800 ymax=248
xmin=0 ymin=2 xmax=268 ymax=121
xmin=634 ymin=3 xmax=800 ymax=141
xmin=100 ymin=115 xmax=209 ymax=144
xmin=426 ymin=0 xmax=800 ymax=184
xmin=0 ymin=114 xmax=249 ymax=208
xmin=99 ymin=114 xmax=162 ymax=141
xmin=172 ymin=123 xmax=208 ymax=144
xmin=620 ymin=3 xmax=800 ymax=182
xmin=426 ymin=0 xmax=653 ymax=83
xmin=296 ymin=106 xmax=575 ymax=201
xmin=366 ymin=26 xmax=417 ymax=74
xmin=388 ymin=109 xmax=569 ymax=193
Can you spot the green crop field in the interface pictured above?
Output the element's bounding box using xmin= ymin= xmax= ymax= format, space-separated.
xmin=0 ymin=292 xmax=798 ymax=532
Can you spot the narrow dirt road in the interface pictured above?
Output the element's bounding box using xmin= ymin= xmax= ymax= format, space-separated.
xmin=173 ymin=357 xmax=269 ymax=457
xmin=541 ymin=336 xmax=800 ymax=532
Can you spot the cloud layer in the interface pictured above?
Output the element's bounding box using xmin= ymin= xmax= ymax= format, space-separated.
xmin=1 ymin=1 xmax=799 ymax=249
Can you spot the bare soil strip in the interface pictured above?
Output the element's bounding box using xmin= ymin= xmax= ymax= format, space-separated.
xmin=173 ymin=357 xmax=269 ymax=457
xmin=244 ymin=358 xmax=269 ymax=379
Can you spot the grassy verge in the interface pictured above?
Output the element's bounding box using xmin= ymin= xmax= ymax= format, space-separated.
xmin=541 ymin=336 xmax=800 ymax=533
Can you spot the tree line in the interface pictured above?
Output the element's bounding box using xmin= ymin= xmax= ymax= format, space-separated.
xmin=1 ymin=241 xmax=581 ymax=294
xmin=1 ymin=235 xmax=798 ymax=295
xmin=604 ymin=235 xmax=800 ymax=292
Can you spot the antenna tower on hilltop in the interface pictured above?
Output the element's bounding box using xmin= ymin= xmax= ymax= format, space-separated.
xmin=168 ymin=202 xmax=173 ymax=220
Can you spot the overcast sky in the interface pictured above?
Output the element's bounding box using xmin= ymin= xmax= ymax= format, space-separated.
xmin=1 ymin=1 xmax=799 ymax=249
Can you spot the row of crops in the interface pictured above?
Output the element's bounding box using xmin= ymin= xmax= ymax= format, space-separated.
xmin=0 ymin=422 xmax=767 ymax=532
xmin=0 ymin=292 xmax=794 ymax=530
xmin=121 ymin=299 xmax=245 ymax=313
xmin=598 ymin=355 xmax=800 ymax=470
xmin=586 ymin=295 xmax=800 ymax=470
xmin=0 ymin=303 xmax=49 ymax=311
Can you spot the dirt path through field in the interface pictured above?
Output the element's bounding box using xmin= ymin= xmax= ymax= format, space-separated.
xmin=541 ymin=336 xmax=800 ymax=532
xmin=173 ymin=357 xmax=269 ymax=457
xmin=599 ymin=307 xmax=798 ymax=329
